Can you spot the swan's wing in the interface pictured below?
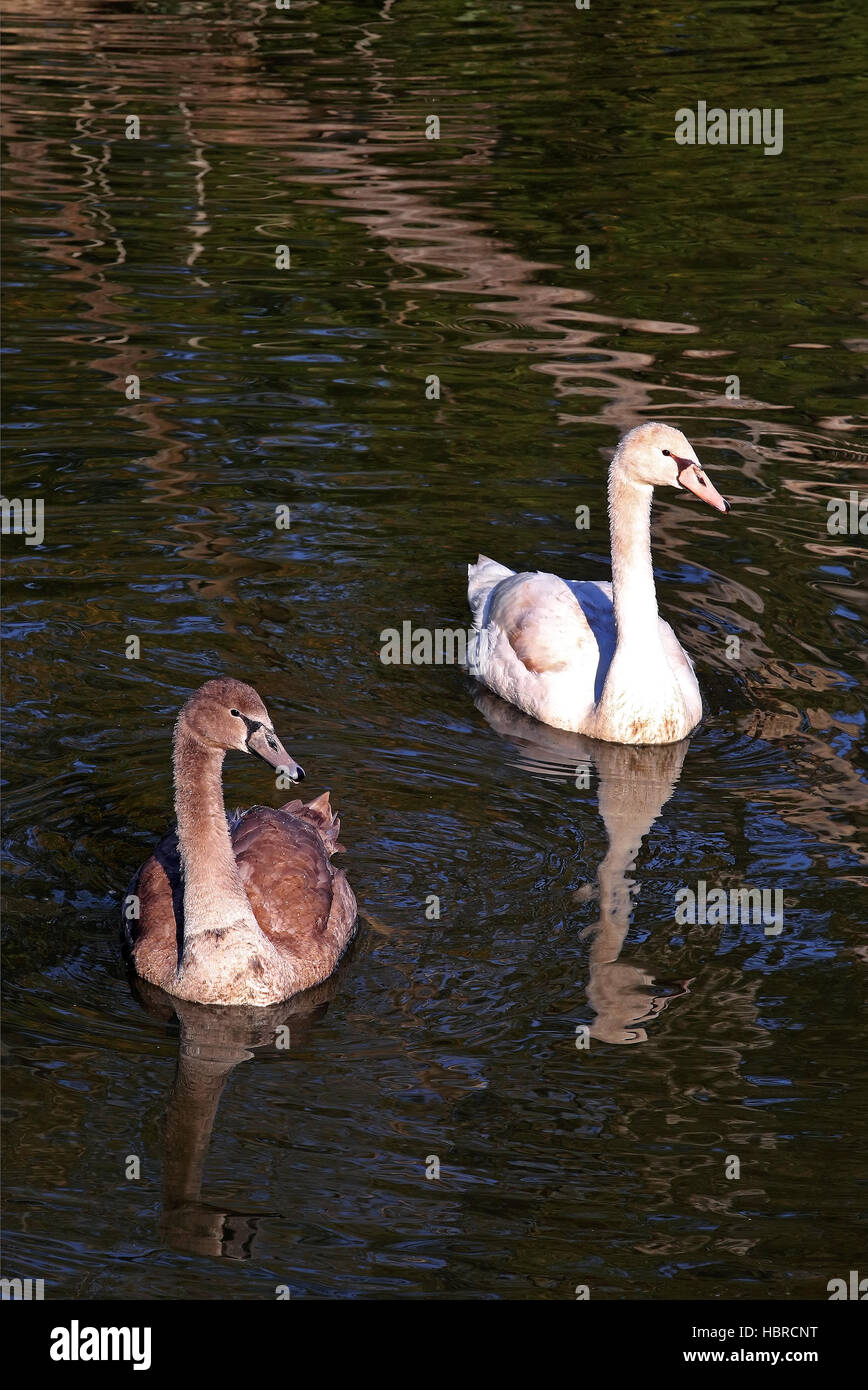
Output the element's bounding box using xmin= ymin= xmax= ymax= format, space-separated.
xmin=484 ymin=570 xmax=601 ymax=673
xmin=232 ymin=805 xmax=342 ymax=952
xmin=125 ymin=829 xmax=182 ymax=986
xmin=467 ymin=568 xmax=610 ymax=730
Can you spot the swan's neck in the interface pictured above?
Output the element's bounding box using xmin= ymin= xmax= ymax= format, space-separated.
xmin=173 ymin=728 xmax=258 ymax=944
xmin=608 ymin=471 xmax=663 ymax=652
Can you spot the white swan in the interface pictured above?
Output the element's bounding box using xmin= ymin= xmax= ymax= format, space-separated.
xmin=467 ymin=422 xmax=730 ymax=745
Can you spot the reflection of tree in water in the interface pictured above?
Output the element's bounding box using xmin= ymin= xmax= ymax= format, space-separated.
xmin=5 ymin=0 xmax=701 ymax=562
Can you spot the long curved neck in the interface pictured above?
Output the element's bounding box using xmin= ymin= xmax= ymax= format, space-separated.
xmin=607 ymin=468 xmax=663 ymax=652
xmin=173 ymin=727 xmax=256 ymax=943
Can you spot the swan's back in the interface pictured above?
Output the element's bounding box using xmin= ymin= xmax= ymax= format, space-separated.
xmin=467 ymin=553 xmax=611 ymax=732
xmin=233 ymin=796 xmax=345 ymax=946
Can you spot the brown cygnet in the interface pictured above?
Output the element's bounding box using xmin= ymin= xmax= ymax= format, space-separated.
xmin=125 ymin=678 xmax=356 ymax=1006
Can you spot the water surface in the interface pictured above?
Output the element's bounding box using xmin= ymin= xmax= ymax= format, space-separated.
xmin=2 ymin=0 xmax=866 ymax=1300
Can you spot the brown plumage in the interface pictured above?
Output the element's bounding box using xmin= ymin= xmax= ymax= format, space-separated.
xmin=124 ymin=678 xmax=357 ymax=1006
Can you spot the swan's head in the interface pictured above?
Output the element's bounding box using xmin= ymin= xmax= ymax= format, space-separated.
xmin=615 ymin=422 xmax=730 ymax=513
xmin=176 ymin=678 xmax=305 ymax=781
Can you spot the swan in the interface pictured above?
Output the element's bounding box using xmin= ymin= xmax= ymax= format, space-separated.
xmin=467 ymin=422 xmax=730 ymax=744
xmin=124 ymin=678 xmax=356 ymax=1007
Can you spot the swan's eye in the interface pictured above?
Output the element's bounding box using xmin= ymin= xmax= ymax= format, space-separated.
xmin=230 ymin=709 xmax=241 ymax=717
xmin=662 ymin=448 xmax=671 ymax=456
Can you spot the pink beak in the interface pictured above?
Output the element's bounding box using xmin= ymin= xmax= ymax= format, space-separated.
xmin=673 ymin=455 xmax=730 ymax=513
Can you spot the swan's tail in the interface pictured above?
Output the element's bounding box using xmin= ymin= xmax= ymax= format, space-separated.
xmin=468 ymin=553 xmax=513 ymax=629
xmin=280 ymin=789 xmax=346 ymax=854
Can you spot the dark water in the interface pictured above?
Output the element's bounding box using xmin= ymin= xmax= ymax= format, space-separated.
xmin=2 ymin=0 xmax=866 ymax=1300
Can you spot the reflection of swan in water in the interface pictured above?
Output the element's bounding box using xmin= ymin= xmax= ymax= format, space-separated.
xmin=472 ymin=688 xmax=693 ymax=1044
xmin=130 ymin=965 xmax=350 ymax=1259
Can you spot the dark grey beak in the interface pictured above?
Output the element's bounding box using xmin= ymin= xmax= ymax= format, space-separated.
xmin=245 ymin=722 xmax=305 ymax=781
